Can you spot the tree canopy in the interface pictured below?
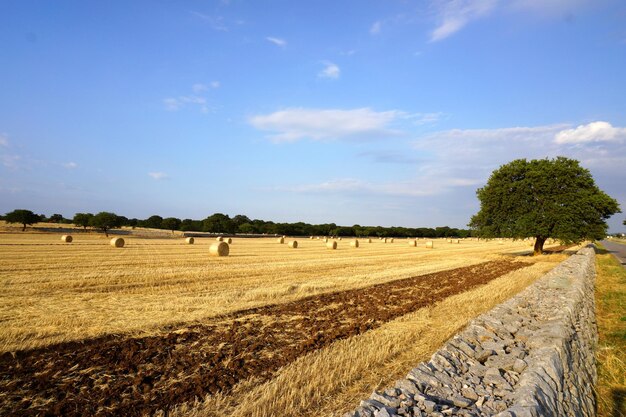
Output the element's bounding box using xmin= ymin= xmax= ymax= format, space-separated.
xmin=5 ymin=209 xmax=40 ymax=231
xmin=89 ymin=212 xmax=123 ymax=237
xmin=73 ymin=213 xmax=93 ymax=229
xmin=469 ymin=157 xmax=620 ymax=255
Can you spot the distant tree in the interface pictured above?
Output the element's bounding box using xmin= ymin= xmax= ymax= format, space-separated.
xmin=73 ymin=213 xmax=94 ymax=230
xmin=5 ymin=209 xmax=40 ymax=231
xmin=237 ymin=223 xmax=256 ymax=234
xmin=144 ymin=215 xmax=164 ymax=229
xmin=232 ymin=215 xmax=252 ymax=228
xmin=161 ymin=217 xmax=181 ymax=233
xmin=127 ymin=218 xmax=138 ymax=229
xmin=48 ymin=213 xmax=65 ymax=223
xmin=203 ymin=213 xmax=235 ymax=234
xmin=90 ymin=212 xmax=123 ymax=237
xmin=469 ymin=157 xmax=620 ymax=255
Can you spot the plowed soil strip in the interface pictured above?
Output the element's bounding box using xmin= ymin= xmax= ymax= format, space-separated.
xmin=0 ymin=260 xmax=529 ymax=416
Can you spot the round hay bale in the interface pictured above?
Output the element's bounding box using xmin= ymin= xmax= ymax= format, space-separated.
xmin=425 ymin=241 xmax=434 ymax=249
xmin=110 ymin=237 xmax=125 ymax=248
xmin=408 ymin=239 xmax=417 ymax=247
xmin=209 ymin=241 xmax=229 ymax=256
xmin=323 ymin=237 xmax=328 ymax=243
xmin=277 ymin=237 xmax=285 ymax=244
xmin=288 ymin=241 xmax=298 ymax=248
xmin=216 ymin=236 xmax=224 ymax=242
xmin=226 ymin=238 xmax=233 ymax=244
xmin=310 ymin=236 xmax=314 ymax=240
xmin=350 ymin=240 xmax=359 ymax=248
xmin=389 ymin=238 xmax=394 ymax=243
xmin=366 ymin=238 xmax=372 ymax=243
xmin=326 ymin=241 xmax=337 ymax=250
xmin=185 ymin=237 xmax=195 ymax=244
xmin=338 ymin=237 xmax=342 ymax=241
xmin=316 ymin=236 xmax=320 ymax=240
xmin=61 ymin=235 xmax=73 ymax=243
xmin=453 ymin=239 xmax=460 ymax=244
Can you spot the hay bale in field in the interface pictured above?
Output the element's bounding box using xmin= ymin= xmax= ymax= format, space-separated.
xmin=226 ymin=238 xmax=233 ymax=244
xmin=216 ymin=236 xmax=224 ymax=242
xmin=209 ymin=241 xmax=229 ymax=256
xmin=382 ymin=238 xmax=387 ymax=243
xmin=338 ymin=237 xmax=342 ymax=241
xmin=316 ymin=236 xmax=320 ymax=240
xmin=110 ymin=237 xmax=125 ymax=248
xmin=61 ymin=235 xmax=73 ymax=243
xmin=277 ymin=237 xmax=285 ymax=244
xmin=366 ymin=238 xmax=372 ymax=243
xmin=425 ymin=241 xmax=434 ymax=249
xmin=453 ymin=239 xmax=460 ymax=244
xmin=408 ymin=239 xmax=417 ymax=247
xmin=185 ymin=237 xmax=195 ymax=244
xmin=326 ymin=241 xmax=337 ymax=250
xmin=389 ymin=238 xmax=394 ymax=243
xmin=310 ymin=236 xmax=314 ymax=240
xmin=323 ymin=237 xmax=328 ymax=243
xmin=288 ymin=241 xmax=298 ymax=248
xmin=350 ymin=240 xmax=359 ymax=248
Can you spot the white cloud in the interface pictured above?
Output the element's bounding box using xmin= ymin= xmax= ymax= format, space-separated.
xmin=163 ymin=88 xmax=209 ymax=113
xmin=318 ymin=61 xmax=340 ymax=79
xmin=430 ymin=0 xmax=498 ymax=42
xmin=266 ymin=37 xmax=286 ymax=47
xmin=370 ymin=21 xmax=382 ymax=34
xmin=249 ymin=107 xmax=405 ymax=143
xmin=554 ymin=121 xmax=626 ymax=144
xmin=210 ymin=81 xmax=221 ymax=89
xmin=148 ymin=172 xmax=169 ymax=180
xmin=63 ymin=162 xmax=78 ymax=169
xmin=0 ymin=133 xmax=8 ymax=147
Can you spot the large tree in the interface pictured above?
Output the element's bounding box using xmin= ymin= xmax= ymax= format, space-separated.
xmin=5 ymin=209 xmax=40 ymax=231
xmin=90 ymin=212 xmax=123 ymax=237
xmin=161 ymin=217 xmax=181 ymax=233
xmin=469 ymin=157 xmax=620 ymax=255
xmin=73 ymin=213 xmax=93 ymax=230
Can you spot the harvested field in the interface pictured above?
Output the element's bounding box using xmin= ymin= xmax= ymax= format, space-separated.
xmin=0 ymin=229 xmax=572 ymax=416
xmin=1 ymin=260 xmax=529 ymax=416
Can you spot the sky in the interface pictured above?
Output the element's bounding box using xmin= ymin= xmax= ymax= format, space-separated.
xmin=1 ymin=0 xmax=625 ymax=232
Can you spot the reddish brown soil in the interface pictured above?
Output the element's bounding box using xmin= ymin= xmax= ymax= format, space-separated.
xmin=0 ymin=260 xmax=530 ymax=416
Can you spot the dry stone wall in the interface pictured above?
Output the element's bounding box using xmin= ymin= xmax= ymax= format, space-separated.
xmin=345 ymin=246 xmax=597 ymax=417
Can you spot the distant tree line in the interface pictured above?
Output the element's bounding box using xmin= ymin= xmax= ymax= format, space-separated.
xmin=0 ymin=209 xmax=472 ymax=238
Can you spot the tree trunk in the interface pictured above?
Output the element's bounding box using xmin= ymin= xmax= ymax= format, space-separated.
xmin=104 ymin=229 xmax=109 ymax=237
xmin=533 ymin=236 xmax=546 ymax=256
xmin=22 ymin=223 xmax=26 ymax=232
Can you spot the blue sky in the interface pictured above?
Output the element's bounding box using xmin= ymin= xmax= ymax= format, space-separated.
xmin=1 ymin=0 xmax=625 ymax=231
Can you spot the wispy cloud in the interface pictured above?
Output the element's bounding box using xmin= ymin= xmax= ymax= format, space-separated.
xmin=163 ymin=84 xmax=217 ymax=113
xmin=266 ymin=36 xmax=287 ymax=47
xmin=0 ymin=133 xmax=8 ymax=147
xmin=191 ymin=11 xmax=229 ymax=31
xmin=62 ymin=162 xmax=78 ymax=169
xmin=554 ymin=121 xmax=626 ymax=144
xmin=148 ymin=172 xmax=169 ymax=180
xmin=430 ymin=0 xmax=498 ymax=42
xmin=249 ymin=107 xmax=407 ymax=143
xmin=370 ymin=21 xmax=382 ymax=35
xmin=318 ymin=61 xmax=340 ymax=79
xmin=277 ymin=176 xmax=481 ymax=197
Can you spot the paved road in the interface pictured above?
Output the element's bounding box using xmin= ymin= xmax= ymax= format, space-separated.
xmin=600 ymin=240 xmax=626 ymax=267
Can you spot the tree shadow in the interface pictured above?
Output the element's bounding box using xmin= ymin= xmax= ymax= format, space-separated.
xmin=612 ymin=388 xmax=626 ymax=417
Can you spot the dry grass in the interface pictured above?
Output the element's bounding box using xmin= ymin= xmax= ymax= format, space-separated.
xmin=174 ymin=256 xmax=563 ymax=417
xmin=0 ymin=228 xmax=561 ymax=353
xmin=595 ymin=244 xmax=626 ymax=417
